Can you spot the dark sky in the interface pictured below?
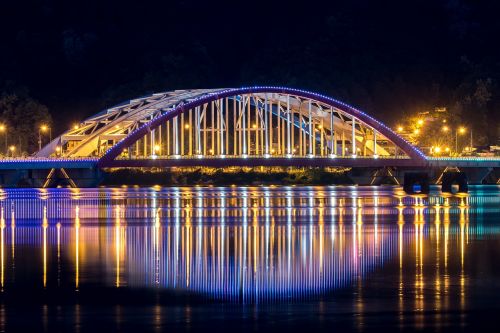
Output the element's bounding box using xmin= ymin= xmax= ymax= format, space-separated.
xmin=1 ymin=0 xmax=499 ymax=140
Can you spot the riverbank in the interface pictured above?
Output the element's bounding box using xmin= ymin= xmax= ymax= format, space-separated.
xmin=101 ymin=167 xmax=354 ymax=186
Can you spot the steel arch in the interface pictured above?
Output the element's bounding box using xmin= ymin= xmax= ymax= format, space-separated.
xmin=97 ymin=87 xmax=425 ymax=166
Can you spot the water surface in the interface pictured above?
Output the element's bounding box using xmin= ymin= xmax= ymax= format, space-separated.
xmin=0 ymin=185 xmax=499 ymax=332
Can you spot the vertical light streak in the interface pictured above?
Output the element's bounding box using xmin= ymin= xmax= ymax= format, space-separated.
xmin=1 ymin=210 xmax=4 ymax=290
xmin=43 ymin=206 xmax=48 ymax=288
xmin=57 ymin=222 xmax=61 ymax=286
xmin=115 ymin=206 xmax=120 ymax=287
xmin=75 ymin=205 xmax=80 ymax=290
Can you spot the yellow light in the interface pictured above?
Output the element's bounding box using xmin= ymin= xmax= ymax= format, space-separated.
xmin=0 ymin=125 xmax=5 ymax=132
xmin=184 ymin=124 xmax=190 ymax=129
xmin=417 ymin=119 xmax=424 ymax=126
xmin=56 ymin=146 xmax=61 ymax=152
xmin=442 ymin=119 xmax=447 ymax=123
xmin=252 ymin=124 xmax=257 ymax=129
xmin=40 ymin=125 xmax=48 ymax=132
xmin=154 ymin=145 xmax=160 ymax=152
xmin=413 ymin=128 xmax=420 ymax=135
xmin=434 ymin=147 xmax=441 ymax=153
xmin=318 ymin=125 xmax=323 ymax=129
xmin=459 ymin=127 xmax=466 ymax=134
xmin=9 ymin=146 xmax=15 ymax=152
xmin=445 ymin=147 xmax=450 ymax=152
xmin=397 ymin=126 xmax=403 ymax=133
xmin=73 ymin=124 xmax=79 ymax=130
xmin=442 ymin=126 xmax=449 ymax=132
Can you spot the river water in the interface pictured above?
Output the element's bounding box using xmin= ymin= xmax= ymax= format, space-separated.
xmin=0 ymin=185 xmax=499 ymax=332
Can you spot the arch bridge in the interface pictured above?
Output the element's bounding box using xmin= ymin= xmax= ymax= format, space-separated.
xmin=0 ymin=86 xmax=497 ymax=188
xmin=37 ymin=87 xmax=427 ymax=168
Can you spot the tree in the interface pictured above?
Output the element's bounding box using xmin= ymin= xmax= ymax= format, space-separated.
xmin=0 ymin=93 xmax=52 ymax=156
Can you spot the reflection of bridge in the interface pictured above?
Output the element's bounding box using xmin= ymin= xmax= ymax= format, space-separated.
xmin=0 ymin=87 xmax=499 ymax=187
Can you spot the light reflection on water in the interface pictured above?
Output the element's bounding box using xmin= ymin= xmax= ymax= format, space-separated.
xmin=0 ymin=185 xmax=498 ymax=331
xmin=0 ymin=186 xmax=498 ymax=304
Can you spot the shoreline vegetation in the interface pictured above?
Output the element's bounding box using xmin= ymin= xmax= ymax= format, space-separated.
xmin=101 ymin=167 xmax=355 ymax=186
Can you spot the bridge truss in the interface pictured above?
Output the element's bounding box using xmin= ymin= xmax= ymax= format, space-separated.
xmin=37 ymin=87 xmax=426 ymax=167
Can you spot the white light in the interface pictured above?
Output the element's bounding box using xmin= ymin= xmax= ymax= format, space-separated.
xmin=329 ymin=154 xmax=337 ymax=158
xmin=196 ymin=155 xmax=203 ymax=159
xmin=373 ymin=154 xmax=379 ymax=159
xmin=264 ymin=154 xmax=270 ymax=159
xmin=220 ymin=155 xmax=226 ymax=159
xmin=286 ymin=154 xmax=293 ymax=159
xmin=351 ymin=154 xmax=357 ymax=158
xmin=242 ymin=154 xmax=248 ymax=159
xmin=308 ymin=154 xmax=314 ymax=159
xmin=173 ymin=154 xmax=180 ymax=159
xmin=151 ymin=154 xmax=158 ymax=160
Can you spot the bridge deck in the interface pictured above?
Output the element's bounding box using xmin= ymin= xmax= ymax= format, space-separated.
xmin=0 ymin=157 xmax=498 ymax=170
xmin=0 ymin=159 xmax=98 ymax=170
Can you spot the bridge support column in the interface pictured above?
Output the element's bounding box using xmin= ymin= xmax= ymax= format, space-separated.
xmin=403 ymin=172 xmax=430 ymax=194
xmin=441 ymin=172 xmax=468 ymax=193
xmin=370 ymin=167 xmax=400 ymax=186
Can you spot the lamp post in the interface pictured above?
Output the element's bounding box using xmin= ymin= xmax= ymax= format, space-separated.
xmin=455 ymin=127 xmax=466 ymax=155
xmin=469 ymin=130 xmax=473 ymax=153
xmin=39 ymin=125 xmax=49 ymax=151
xmin=0 ymin=124 xmax=6 ymax=156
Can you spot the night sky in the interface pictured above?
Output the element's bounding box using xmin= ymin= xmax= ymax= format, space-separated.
xmin=1 ymin=0 xmax=499 ymax=142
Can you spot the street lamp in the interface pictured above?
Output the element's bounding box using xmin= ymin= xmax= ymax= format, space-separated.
xmin=455 ymin=126 xmax=466 ymax=154
xmin=397 ymin=126 xmax=403 ymax=133
xmin=38 ymin=125 xmax=51 ymax=151
xmin=9 ymin=145 xmax=15 ymax=157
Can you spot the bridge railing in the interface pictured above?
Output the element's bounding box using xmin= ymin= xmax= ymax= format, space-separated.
xmin=427 ymin=156 xmax=500 ymax=161
xmin=114 ymin=154 xmax=412 ymax=160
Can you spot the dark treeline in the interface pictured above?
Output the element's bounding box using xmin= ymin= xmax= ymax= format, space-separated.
xmin=0 ymin=0 xmax=499 ymax=153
